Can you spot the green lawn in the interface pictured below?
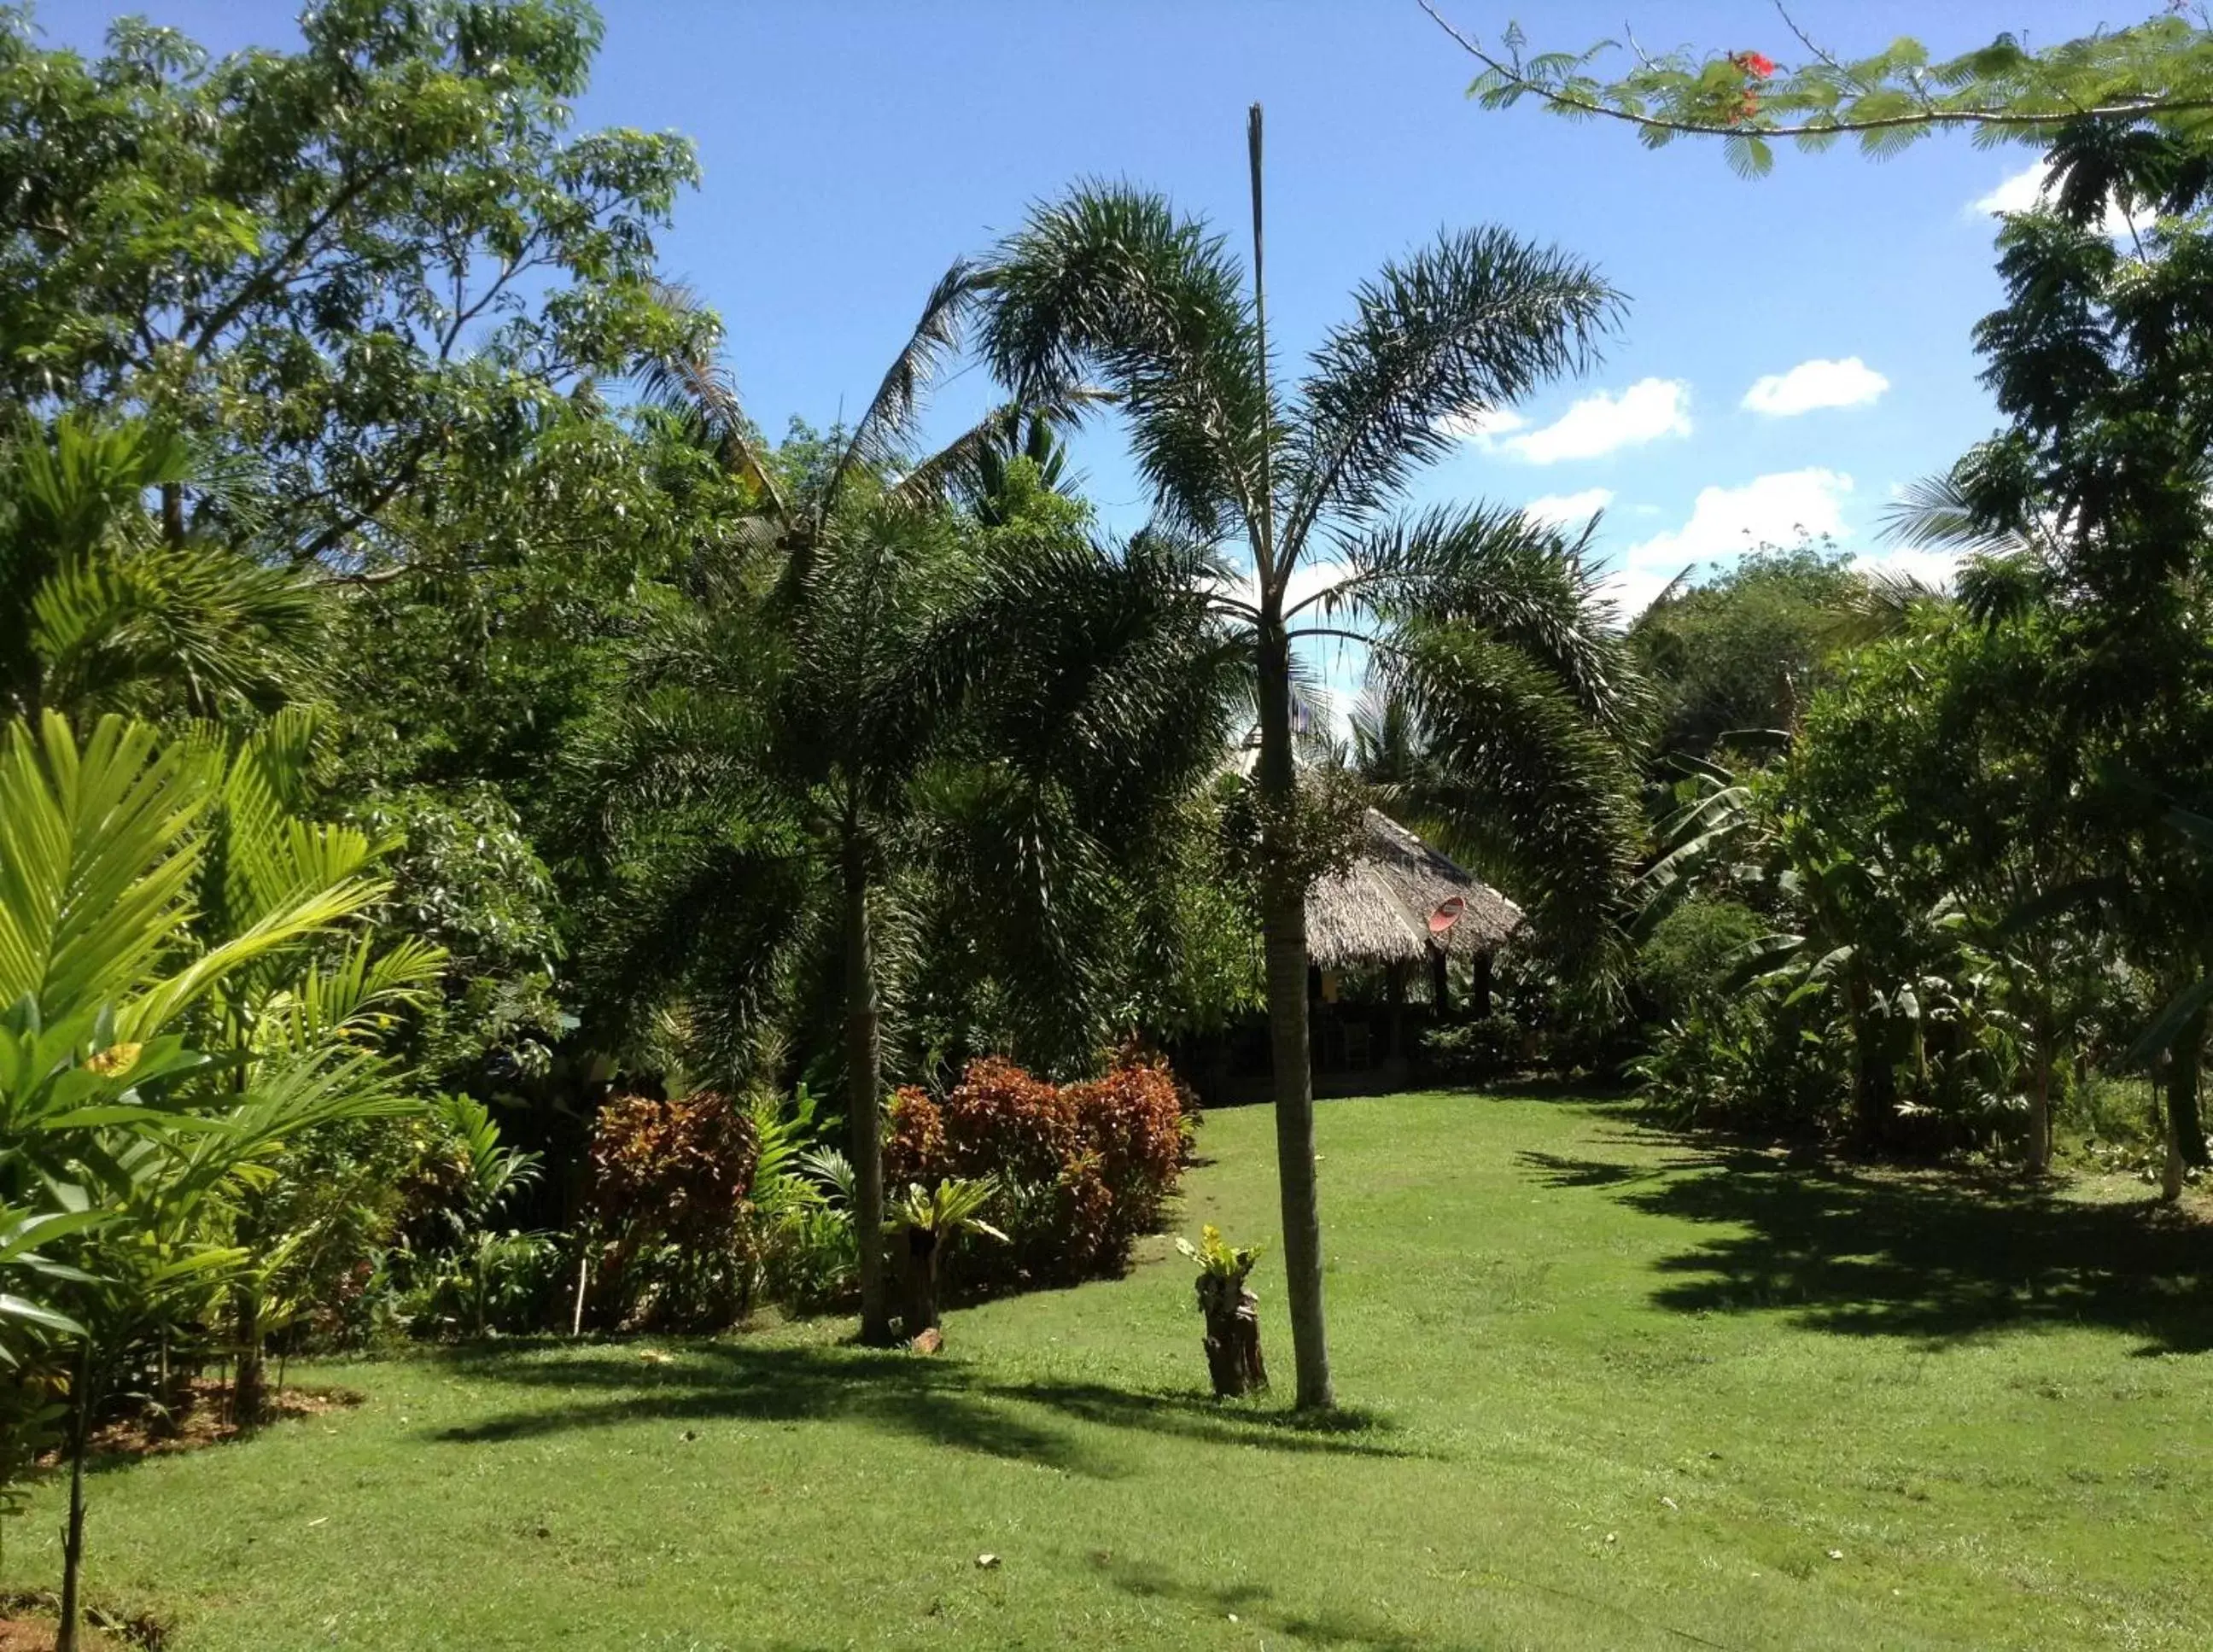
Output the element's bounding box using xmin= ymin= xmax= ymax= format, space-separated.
xmin=11 ymin=1091 xmax=2213 ymax=1650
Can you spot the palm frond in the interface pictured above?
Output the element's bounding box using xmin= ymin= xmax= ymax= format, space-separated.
xmin=884 ymin=388 xmax=1109 ymax=514
xmin=1285 ymin=225 xmax=1620 ymax=549
xmin=10 ymin=412 xmax=319 ymax=723
xmin=1316 ymin=504 xmax=1650 ymax=741
xmin=264 ymin=935 xmax=447 ymax=1050
xmin=629 ymin=277 xmax=794 ymax=534
xmin=1380 ymin=622 xmax=1644 ymax=968
xmin=1879 ymin=470 xmax=2026 ymax=556
xmin=826 ymin=258 xmax=991 ymax=512
xmin=981 ymin=184 xmax=1270 ymax=540
xmin=0 ymin=712 xmax=216 ymax=1025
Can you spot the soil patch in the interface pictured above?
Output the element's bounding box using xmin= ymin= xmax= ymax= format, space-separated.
xmin=43 ymin=1378 xmax=363 ymax=1466
xmin=0 ymin=1592 xmax=166 ymax=1651
xmin=0 ymin=1619 xmax=120 ymax=1651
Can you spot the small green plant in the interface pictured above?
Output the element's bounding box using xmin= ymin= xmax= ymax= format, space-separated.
xmin=886 ymin=1177 xmax=1007 ymax=1343
xmin=1175 ymin=1223 xmax=1261 ymax=1282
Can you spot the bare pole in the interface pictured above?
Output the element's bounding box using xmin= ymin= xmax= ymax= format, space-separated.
xmin=1247 ymin=103 xmax=1277 ymax=598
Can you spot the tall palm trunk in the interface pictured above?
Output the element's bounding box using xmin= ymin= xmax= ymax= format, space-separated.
xmin=2164 ymin=1001 xmax=2208 ymax=1176
xmin=1256 ymin=621 xmax=1333 ymax=1410
xmin=1247 ymin=103 xmax=1333 ymax=1412
xmin=232 ymin=1284 xmax=266 ymax=1427
xmin=56 ymin=1338 xmax=93 ymax=1652
xmin=843 ymin=836 xmax=893 ymax=1344
xmin=1845 ymin=977 xmax=1895 ymax=1149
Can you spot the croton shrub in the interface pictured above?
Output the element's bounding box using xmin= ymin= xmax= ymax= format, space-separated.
xmin=886 ymin=1054 xmax=1188 ymax=1292
xmin=586 ymin=1090 xmax=760 ymax=1329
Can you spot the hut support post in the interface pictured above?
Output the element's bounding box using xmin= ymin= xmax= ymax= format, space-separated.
xmin=1430 ymin=947 xmax=1450 ymax=1018
xmin=1472 ymin=951 xmax=1492 ymax=1019
xmin=1387 ymin=962 xmax=1405 ymax=1059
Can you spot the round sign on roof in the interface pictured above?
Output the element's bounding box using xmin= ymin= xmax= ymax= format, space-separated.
xmin=1428 ymin=896 xmax=1465 ymax=935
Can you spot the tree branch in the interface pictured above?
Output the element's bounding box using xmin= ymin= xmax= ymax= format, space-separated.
xmin=1418 ymin=0 xmax=2213 ymax=142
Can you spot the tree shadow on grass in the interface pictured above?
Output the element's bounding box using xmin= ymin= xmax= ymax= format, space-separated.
xmin=1515 ymin=1149 xmax=1667 ymax=1189
xmin=986 ymin=1381 xmax=1421 ymax=1460
xmin=1526 ymin=1140 xmax=2213 ymax=1354
xmin=429 ymin=1340 xmax=1112 ymax=1474
xmin=1093 ymin=1555 xmax=1433 ymax=1650
xmin=426 ymin=1340 xmax=1422 ymax=1474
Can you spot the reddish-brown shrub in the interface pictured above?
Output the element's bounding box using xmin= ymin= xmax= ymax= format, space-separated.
xmin=890 ymin=1056 xmax=1188 ymax=1292
xmin=884 ymin=1085 xmax=947 ymax=1187
xmin=586 ymin=1093 xmax=761 ymax=1330
xmin=1064 ymin=1059 xmax=1186 ymax=1251
xmin=936 ymin=1055 xmax=1076 ymax=1185
xmin=587 ymin=1091 xmax=757 ymax=1247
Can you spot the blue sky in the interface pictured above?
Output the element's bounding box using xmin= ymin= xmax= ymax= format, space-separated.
xmin=40 ymin=0 xmax=2131 ymax=706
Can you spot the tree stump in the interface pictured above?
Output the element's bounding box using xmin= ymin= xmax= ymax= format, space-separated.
xmin=1195 ymin=1273 xmax=1268 ymax=1398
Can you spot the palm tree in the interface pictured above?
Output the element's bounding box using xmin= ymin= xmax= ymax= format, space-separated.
xmin=594 ymin=276 xmax=1233 ymax=1344
xmin=1 ymin=415 xmax=318 ymax=727
xmin=0 ymin=710 xmax=428 ymax=1650
xmin=978 ymin=111 xmax=1649 ymax=1409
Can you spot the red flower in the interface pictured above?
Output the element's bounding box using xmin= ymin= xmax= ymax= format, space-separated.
xmin=1737 ymin=50 xmax=1778 ymax=79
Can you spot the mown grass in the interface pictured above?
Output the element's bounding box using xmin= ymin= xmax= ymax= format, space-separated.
xmin=8 ymin=1091 xmax=2213 ymax=1649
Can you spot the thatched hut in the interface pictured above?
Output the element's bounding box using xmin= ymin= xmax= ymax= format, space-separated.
xmin=1179 ymin=809 xmax=1522 ymax=1103
xmin=1305 ymin=809 xmax=1521 ymax=977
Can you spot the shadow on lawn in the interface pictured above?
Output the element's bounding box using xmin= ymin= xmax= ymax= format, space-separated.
xmin=1524 ymin=1141 xmax=2213 ymax=1353
xmin=428 ymin=1341 xmax=1418 ymax=1474
xmin=1095 ymin=1555 xmax=1433 ymax=1650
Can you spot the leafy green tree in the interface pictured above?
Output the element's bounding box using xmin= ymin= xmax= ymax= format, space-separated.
xmin=1433 ymin=5 xmax=2213 ymax=177
xmin=978 ymin=114 xmax=1648 ymax=1408
xmin=1631 ymin=543 xmax=1902 ymax=763
xmin=0 ymin=0 xmax=698 ymax=569
xmin=1788 ymin=608 xmax=2117 ymax=1172
xmin=1918 ymin=122 xmax=2213 ymax=1169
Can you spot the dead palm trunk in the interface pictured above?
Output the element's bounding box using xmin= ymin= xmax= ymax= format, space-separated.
xmin=902 ymin=1227 xmax=942 ymax=1336
xmin=843 ymin=834 xmax=893 ymax=1345
xmin=1195 ymin=1270 xmax=1269 ymax=1398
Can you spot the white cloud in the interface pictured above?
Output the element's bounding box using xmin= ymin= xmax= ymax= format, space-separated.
xmin=1598 ymin=561 xmax=1696 ymax=622
xmin=1971 ymin=160 xmax=2137 ymax=238
xmin=1523 ymin=487 xmax=1614 ymax=528
xmin=1625 ymin=468 xmax=1854 ymax=567
xmin=1853 ymin=546 xmax=1959 ymax=593
xmin=1742 ymin=357 xmax=1889 ymax=417
xmin=1435 ymin=406 xmax=1526 ymax=442
xmin=1973 ymin=161 xmax=2048 ymax=218
xmin=1206 ymin=554 xmax=1353 ymax=621
xmin=1597 ymin=468 xmax=1855 ymax=619
xmin=1445 ymin=378 xmax=1690 ymax=464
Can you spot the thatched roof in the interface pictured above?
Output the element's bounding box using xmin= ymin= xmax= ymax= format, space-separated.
xmin=1305 ymin=810 xmax=1521 ymax=970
